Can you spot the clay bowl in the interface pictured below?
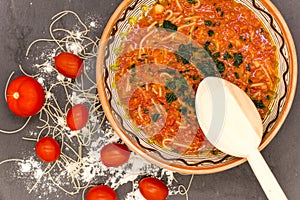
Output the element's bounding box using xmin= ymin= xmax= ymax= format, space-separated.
xmin=96 ymin=0 xmax=297 ymax=174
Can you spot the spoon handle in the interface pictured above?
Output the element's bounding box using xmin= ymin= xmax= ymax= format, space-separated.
xmin=247 ymin=149 xmax=287 ymax=200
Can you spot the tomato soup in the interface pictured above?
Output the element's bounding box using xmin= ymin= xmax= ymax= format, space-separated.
xmin=113 ymin=0 xmax=278 ymax=155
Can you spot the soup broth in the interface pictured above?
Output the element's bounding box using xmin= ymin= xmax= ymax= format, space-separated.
xmin=113 ymin=0 xmax=278 ymax=156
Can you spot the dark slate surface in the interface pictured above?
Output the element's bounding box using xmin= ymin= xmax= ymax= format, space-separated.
xmin=0 ymin=0 xmax=299 ymax=199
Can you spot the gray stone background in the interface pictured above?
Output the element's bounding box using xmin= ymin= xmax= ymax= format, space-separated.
xmin=0 ymin=0 xmax=298 ymax=199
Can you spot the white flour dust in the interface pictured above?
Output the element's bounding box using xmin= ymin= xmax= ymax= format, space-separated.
xmin=15 ymin=124 xmax=180 ymax=199
xmin=0 ymin=10 xmax=192 ymax=200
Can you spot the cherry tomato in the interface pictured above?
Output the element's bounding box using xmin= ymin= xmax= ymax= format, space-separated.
xmin=35 ymin=137 xmax=61 ymax=162
xmin=54 ymin=52 xmax=83 ymax=78
xmin=6 ymin=76 xmax=45 ymax=117
xmin=66 ymin=104 xmax=89 ymax=131
xmin=139 ymin=177 xmax=169 ymax=200
xmin=100 ymin=143 xmax=130 ymax=167
xmin=86 ymin=185 xmax=117 ymax=200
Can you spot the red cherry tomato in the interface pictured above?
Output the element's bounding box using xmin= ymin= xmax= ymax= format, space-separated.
xmin=86 ymin=185 xmax=117 ymax=200
xmin=139 ymin=177 xmax=169 ymax=200
xmin=66 ymin=104 xmax=89 ymax=131
xmin=54 ymin=52 xmax=83 ymax=78
xmin=100 ymin=143 xmax=130 ymax=167
xmin=35 ymin=137 xmax=61 ymax=162
xmin=6 ymin=76 xmax=45 ymax=117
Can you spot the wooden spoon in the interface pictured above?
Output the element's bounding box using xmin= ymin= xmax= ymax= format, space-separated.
xmin=195 ymin=77 xmax=287 ymax=200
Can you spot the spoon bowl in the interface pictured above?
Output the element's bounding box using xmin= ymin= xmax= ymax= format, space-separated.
xmin=195 ymin=77 xmax=263 ymax=157
xmin=195 ymin=77 xmax=287 ymax=200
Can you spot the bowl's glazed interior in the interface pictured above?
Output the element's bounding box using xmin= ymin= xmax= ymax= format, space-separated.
xmin=96 ymin=0 xmax=297 ymax=174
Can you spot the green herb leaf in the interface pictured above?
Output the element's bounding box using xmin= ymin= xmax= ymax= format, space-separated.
xmin=216 ymin=60 xmax=225 ymax=73
xmin=212 ymin=52 xmax=220 ymax=60
xmin=228 ymin=42 xmax=233 ymax=49
xmin=216 ymin=8 xmax=224 ymax=17
xmin=151 ymin=113 xmax=160 ymax=122
xmin=143 ymin=108 xmax=149 ymax=114
xmin=260 ymin=28 xmax=264 ymax=33
xmin=166 ymin=92 xmax=178 ymax=103
xmin=137 ymin=58 xmax=144 ymax=62
xmin=223 ymin=51 xmax=233 ymax=60
xmin=181 ymin=107 xmax=188 ymax=115
xmin=234 ymin=72 xmax=240 ymax=79
xmin=211 ymin=149 xmax=221 ymax=155
xmin=220 ymin=11 xmax=224 ymax=17
xmin=187 ymin=0 xmax=196 ymax=4
xmin=129 ymin=76 xmax=137 ymax=83
xmin=162 ymin=20 xmax=178 ymax=32
xmin=208 ymin=30 xmax=214 ymax=37
xmin=165 ymin=81 xmax=176 ymax=90
xmin=204 ymin=20 xmax=213 ymax=27
xmin=191 ymin=74 xmax=199 ymax=80
xmin=128 ymin=64 xmax=136 ymax=70
xmin=246 ymin=64 xmax=251 ymax=71
xmin=183 ymin=95 xmax=195 ymax=107
xmin=179 ymin=69 xmax=190 ymax=74
xmin=252 ymin=99 xmax=265 ymax=109
xmin=233 ymin=53 xmax=243 ymax=67
xmin=204 ymin=41 xmax=212 ymax=55
xmin=196 ymin=62 xmax=216 ymax=76
xmin=174 ymin=43 xmax=193 ymax=64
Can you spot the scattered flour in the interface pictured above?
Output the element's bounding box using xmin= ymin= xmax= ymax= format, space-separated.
xmin=1 ymin=10 xmax=191 ymax=200
xmin=15 ymin=124 xmax=180 ymax=199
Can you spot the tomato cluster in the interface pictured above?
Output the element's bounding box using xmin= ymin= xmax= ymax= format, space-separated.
xmin=6 ymin=76 xmax=45 ymax=117
xmin=35 ymin=137 xmax=61 ymax=162
xmin=5 ymin=51 xmax=169 ymax=199
xmin=6 ymin=52 xmax=83 ymax=117
xmin=54 ymin=52 xmax=83 ymax=79
xmin=86 ymin=185 xmax=117 ymax=200
xmin=85 ymin=177 xmax=169 ymax=200
xmin=139 ymin=177 xmax=169 ymax=200
xmin=66 ymin=104 xmax=89 ymax=131
xmin=100 ymin=143 xmax=131 ymax=167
